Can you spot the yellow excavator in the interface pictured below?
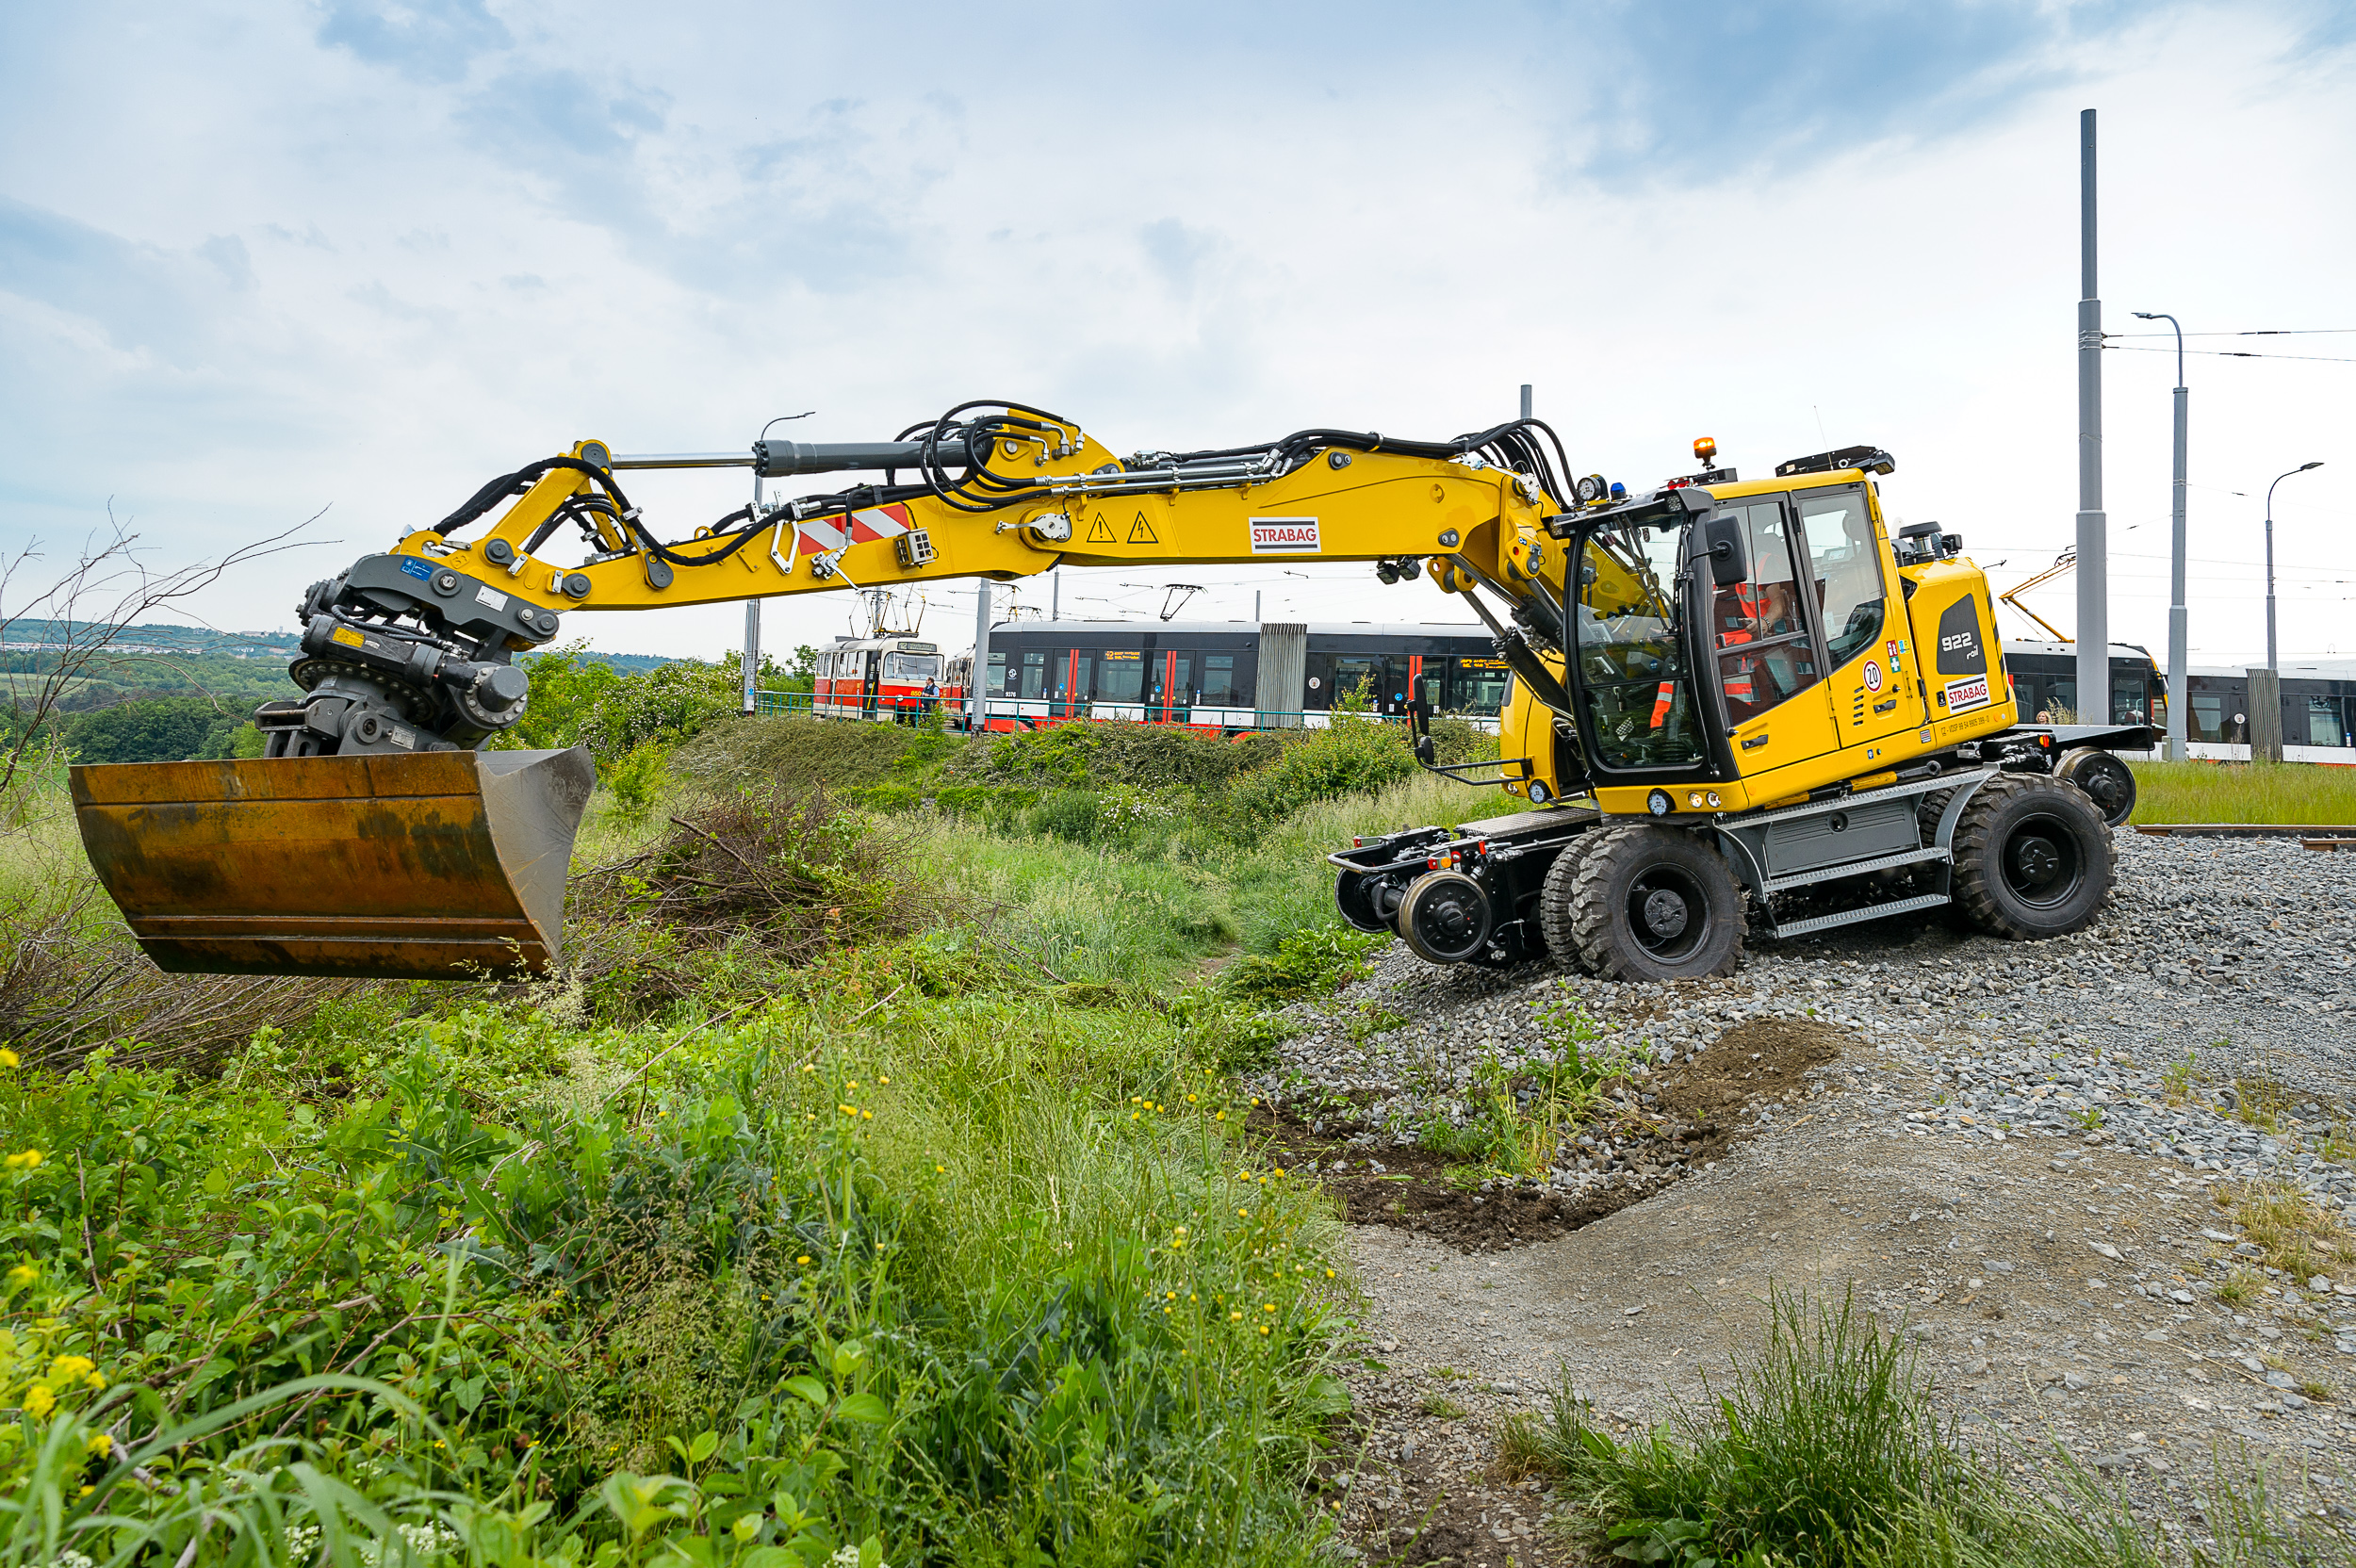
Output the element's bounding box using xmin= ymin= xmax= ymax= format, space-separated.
xmin=70 ymin=401 xmax=2155 ymax=982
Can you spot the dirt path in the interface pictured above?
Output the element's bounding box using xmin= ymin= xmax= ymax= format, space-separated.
xmin=1327 ymin=1054 xmax=2356 ymax=1566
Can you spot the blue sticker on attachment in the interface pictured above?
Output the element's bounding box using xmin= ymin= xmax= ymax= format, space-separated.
xmin=399 ymin=558 xmax=432 ymax=580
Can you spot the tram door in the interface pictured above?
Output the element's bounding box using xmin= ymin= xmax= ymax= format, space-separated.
xmin=1332 ymin=656 xmax=1378 ymax=711
xmin=1153 ymin=652 xmax=1193 ymax=723
xmin=859 ymin=649 xmax=881 ymax=719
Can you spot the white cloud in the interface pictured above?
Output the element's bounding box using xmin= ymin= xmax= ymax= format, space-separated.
xmin=0 ymin=0 xmax=2349 ymax=670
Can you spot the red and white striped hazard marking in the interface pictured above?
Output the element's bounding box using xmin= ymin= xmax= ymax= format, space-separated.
xmin=797 ymin=503 xmax=913 ymax=557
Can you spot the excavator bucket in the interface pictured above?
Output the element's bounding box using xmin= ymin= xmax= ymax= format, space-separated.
xmin=70 ymin=747 xmax=597 ymax=979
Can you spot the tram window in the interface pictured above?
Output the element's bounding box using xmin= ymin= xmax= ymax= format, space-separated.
xmin=2111 ymin=678 xmax=2149 ymax=725
xmin=1019 ymin=650 xmax=1047 ymax=699
xmin=986 ymin=652 xmax=1007 ymax=694
xmin=884 ymin=651 xmax=941 ymax=681
xmin=2307 ymin=696 xmax=2346 ymax=747
xmin=1202 ymin=654 xmax=1245 ymax=707
xmin=2035 ymin=678 xmax=2077 ymax=724
xmin=1333 ymin=657 xmax=1377 ymax=710
xmin=1450 ymin=658 xmax=1510 ymax=715
xmin=1097 ymin=652 xmax=1144 ymax=703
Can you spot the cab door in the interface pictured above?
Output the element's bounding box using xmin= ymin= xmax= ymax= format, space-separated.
xmin=1797 ymin=486 xmax=1923 ymax=751
xmin=1706 ymin=497 xmax=1839 ymax=786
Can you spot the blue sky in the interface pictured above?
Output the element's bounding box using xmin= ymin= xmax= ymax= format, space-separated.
xmin=3 ymin=0 xmax=2352 ymax=662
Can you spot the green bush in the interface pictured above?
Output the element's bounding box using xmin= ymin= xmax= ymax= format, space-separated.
xmin=949 ymin=721 xmax=1283 ymax=792
xmin=1424 ymin=714 xmax=1497 ymax=768
xmin=849 ymin=782 xmax=921 ymax=813
xmin=1222 ymin=720 xmax=1417 ymax=831
xmin=63 ymin=696 xmax=242 ymax=763
xmin=674 ymin=715 xmax=933 ymax=795
xmin=1025 ymin=788 xmax=1107 ymax=841
xmin=1221 ymin=925 xmax=1385 ymax=1002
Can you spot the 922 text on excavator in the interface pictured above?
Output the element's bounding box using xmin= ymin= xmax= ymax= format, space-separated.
xmin=70 ymin=400 xmax=2155 ymax=982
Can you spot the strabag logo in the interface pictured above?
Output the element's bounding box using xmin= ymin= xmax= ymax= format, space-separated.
xmin=1249 ymin=516 xmax=1320 ymax=554
xmin=1944 ymin=675 xmax=1991 ymax=713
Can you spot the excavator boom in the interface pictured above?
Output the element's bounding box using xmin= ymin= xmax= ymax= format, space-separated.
xmin=74 ymin=402 xmax=1579 ymax=977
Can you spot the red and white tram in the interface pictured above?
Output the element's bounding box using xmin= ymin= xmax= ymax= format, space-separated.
xmin=810 ymin=636 xmax=958 ymax=722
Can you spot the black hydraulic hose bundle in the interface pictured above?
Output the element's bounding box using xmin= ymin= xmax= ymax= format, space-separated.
xmin=428 ymin=399 xmax=1584 ymax=571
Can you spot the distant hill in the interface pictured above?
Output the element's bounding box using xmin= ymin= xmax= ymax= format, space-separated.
xmin=3 ymin=620 xmax=687 ymax=713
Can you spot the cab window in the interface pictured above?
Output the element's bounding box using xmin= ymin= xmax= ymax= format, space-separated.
xmin=1708 ymin=498 xmax=1820 ymax=726
xmin=1798 ymin=491 xmax=1886 ymax=667
xmin=1573 ymin=524 xmax=1705 ymax=769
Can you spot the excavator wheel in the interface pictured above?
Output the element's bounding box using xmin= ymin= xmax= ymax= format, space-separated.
xmin=1395 ymin=870 xmax=1495 ymax=965
xmin=2054 ymin=747 xmax=2137 ymax=826
xmin=1916 ymin=787 xmax=1956 ymax=848
xmin=1566 ymin=825 xmax=1744 ymax=982
xmin=1950 ymin=774 xmax=2115 ymax=939
xmin=1536 ymin=829 xmax=1605 ymax=974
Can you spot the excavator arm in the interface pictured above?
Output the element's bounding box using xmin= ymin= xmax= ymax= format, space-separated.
xmin=74 ymin=401 xmax=1595 ymax=978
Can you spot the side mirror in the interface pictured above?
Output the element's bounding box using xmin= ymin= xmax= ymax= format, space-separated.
xmin=1414 ymin=733 xmax=1436 ymax=764
xmin=1702 ymin=514 xmax=1748 ymax=588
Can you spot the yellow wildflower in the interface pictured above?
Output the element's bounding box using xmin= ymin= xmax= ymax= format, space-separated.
xmin=87 ymin=1432 xmax=111 ymax=1458
xmin=5 ymin=1265 xmax=35 ymax=1288
xmin=23 ymin=1385 xmax=54 ymax=1417
xmin=0 ymin=1049 xmax=17 ymax=1068
xmin=49 ymin=1356 xmax=93 ymax=1382
xmin=877 ymin=1076 xmax=889 ymax=1086
xmin=797 ymin=1255 xmax=812 ymax=1266
xmin=4 ymin=1151 xmax=41 ymax=1171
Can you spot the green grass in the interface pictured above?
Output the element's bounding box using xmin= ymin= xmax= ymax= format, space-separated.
xmin=2128 ymin=760 xmax=2356 ymax=825
xmin=1542 ymin=1289 xmax=2354 ymax=1568
xmin=1 ymin=741 xmax=1436 ymax=1568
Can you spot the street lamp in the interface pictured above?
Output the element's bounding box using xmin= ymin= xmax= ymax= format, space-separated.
xmin=2266 ymin=461 xmax=2325 ymax=674
xmin=2133 ymin=311 xmax=2188 ymax=758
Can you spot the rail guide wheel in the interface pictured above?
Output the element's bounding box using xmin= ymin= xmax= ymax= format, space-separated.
xmin=1950 ymin=774 xmax=2115 ymax=938
xmin=1562 ymin=825 xmax=1743 ymax=982
xmin=1395 ymin=870 xmax=1494 ymax=965
xmin=2055 ymin=747 xmax=2136 ymax=826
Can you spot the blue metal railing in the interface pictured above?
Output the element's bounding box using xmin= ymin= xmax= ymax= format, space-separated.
xmin=746 ymin=690 xmax=1502 ymax=733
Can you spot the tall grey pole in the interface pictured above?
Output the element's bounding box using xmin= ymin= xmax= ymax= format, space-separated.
xmin=970 ymin=581 xmax=992 ymax=731
xmin=1520 ymin=384 xmax=1532 ymax=420
xmin=2135 ymin=312 xmax=2189 ymax=760
xmin=742 ymin=601 xmax=760 ymax=714
xmin=1254 ymin=589 xmax=1262 ymax=622
xmin=2074 ymin=108 xmax=2109 ymax=726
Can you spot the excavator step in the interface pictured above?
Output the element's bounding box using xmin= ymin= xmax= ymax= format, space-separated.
xmin=1768 ymin=891 xmax=1949 ymax=940
xmin=71 ymin=747 xmax=596 ymax=979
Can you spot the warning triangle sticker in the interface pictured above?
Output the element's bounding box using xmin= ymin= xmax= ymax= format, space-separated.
xmin=1126 ymin=513 xmax=1159 ymax=545
xmin=1085 ymin=513 xmax=1117 ymax=543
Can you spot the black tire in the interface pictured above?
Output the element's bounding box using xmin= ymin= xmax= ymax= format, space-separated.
xmin=1334 ymin=870 xmax=1389 ymax=934
xmin=1917 ymin=787 xmax=1956 ymax=849
xmin=1951 ymin=774 xmax=2115 ymax=939
xmin=1567 ymin=825 xmax=1744 ymax=982
xmin=2055 ymin=747 xmax=2136 ymax=826
xmin=1537 ymin=830 xmax=1605 ymax=973
xmin=1395 ymin=871 xmax=1495 ymax=964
